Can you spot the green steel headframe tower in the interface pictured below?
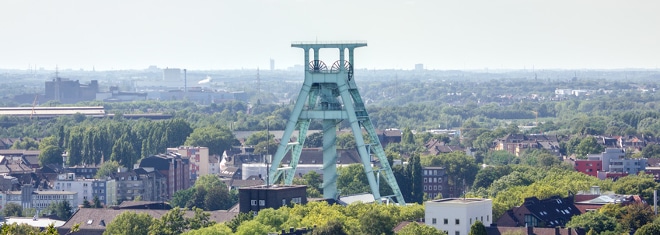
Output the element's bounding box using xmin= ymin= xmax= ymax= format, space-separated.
xmin=268 ymin=41 xmax=406 ymax=205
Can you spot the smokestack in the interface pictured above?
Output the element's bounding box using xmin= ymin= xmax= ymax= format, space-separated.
xmin=184 ymin=69 xmax=187 ymax=95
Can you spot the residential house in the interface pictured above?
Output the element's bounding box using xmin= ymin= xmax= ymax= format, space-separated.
xmin=167 ymin=146 xmax=218 ymax=182
xmin=57 ymin=207 xmax=238 ymax=235
xmin=138 ymin=152 xmax=190 ymax=199
xmin=52 ymin=172 xmax=108 ymax=206
xmin=105 ymin=168 xmax=166 ymax=205
xmin=494 ymin=134 xmax=560 ymax=157
xmin=496 ymin=196 xmax=580 ymax=228
xmin=422 ymin=166 xmax=450 ymax=199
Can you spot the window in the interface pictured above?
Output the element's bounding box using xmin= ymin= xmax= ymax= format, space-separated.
xmin=470 ymin=218 xmax=472 ymax=224
xmin=481 ymin=216 xmax=483 ymax=221
xmin=432 ymin=218 xmax=437 ymax=224
xmin=455 ymin=219 xmax=459 ymax=225
xmin=424 ymin=178 xmax=428 ymax=183
xmin=443 ymin=218 xmax=448 ymax=225
xmin=455 ymin=231 xmax=460 ymax=235
xmin=251 ymin=200 xmax=257 ymax=206
xmin=259 ymin=200 xmax=265 ymax=206
xmin=292 ymin=197 xmax=302 ymax=204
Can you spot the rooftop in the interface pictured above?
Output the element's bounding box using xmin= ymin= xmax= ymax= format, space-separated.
xmin=428 ymin=198 xmax=491 ymax=204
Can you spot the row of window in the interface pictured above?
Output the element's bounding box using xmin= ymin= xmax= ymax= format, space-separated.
xmin=431 ymin=215 xmax=490 ymax=225
xmin=424 ymin=185 xmax=443 ymax=191
xmin=423 ymin=177 xmax=443 ymax=183
xmin=423 ymin=170 xmax=442 ymax=176
xmin=250 ymin=197 xmax=303 ymax=207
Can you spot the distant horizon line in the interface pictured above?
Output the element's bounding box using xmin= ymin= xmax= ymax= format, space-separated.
xmin=2 ymin=66 xmax=660 ymax=73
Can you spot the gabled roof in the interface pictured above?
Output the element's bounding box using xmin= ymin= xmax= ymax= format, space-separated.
xmin=520 ymin=196 xmax=581 ymax=227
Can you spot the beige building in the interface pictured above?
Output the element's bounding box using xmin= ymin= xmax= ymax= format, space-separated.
xmin=167 ymin=146 xmax=213 ymax=181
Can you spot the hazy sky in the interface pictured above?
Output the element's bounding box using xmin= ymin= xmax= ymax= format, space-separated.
xmin=1 ymin=0 xmax=659 ymax=71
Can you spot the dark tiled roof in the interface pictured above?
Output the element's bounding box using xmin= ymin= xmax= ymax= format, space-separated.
xmin=521 ymin=196 xmax=580 ymax=227
xmin=118 ymin=201 xmax=172 ymax=210
xmin=58 ymin=208 xmax=238 ymax=235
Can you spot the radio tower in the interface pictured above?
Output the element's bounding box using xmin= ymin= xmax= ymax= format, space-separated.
xmin=268 ymin=41 xmax=406 ymax=205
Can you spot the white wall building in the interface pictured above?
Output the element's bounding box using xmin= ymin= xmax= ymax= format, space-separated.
xmin=3 ymin=186 xmax=77 ymax=214
xmin=52 ymin=173 xmax=108 ymax=206
xmin=425 ymin=198 xmax=492 ymax=235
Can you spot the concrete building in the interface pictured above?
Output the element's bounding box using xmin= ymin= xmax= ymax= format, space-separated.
xmin=584 ymin=148 xmax=647 ymax=178
xmin=52 ymin=172 xmax=107 ymax=206
xmin=422 ymin=167 xmax=449 ymax=199
xmin=162 ymin=68 xmax=181 ymax=81
xmin=238 ymin=185 xmax=307 ymax=214
xmin=3 ymin=185 xmax=77 ymax=214
xmin=45 ymin=77 xmax=99 ymax=103
xmin=425 ymin=198 xmax=492 ymax=235
xmin=139 ymin=153 xmax=190 ymax=199
xmin=167 ymin=146 xmax=212 ymax=182
xmin=573 ymin=160 xmax=602 ymax=177
xmin=105 ymin=168 xmax=166 ymax=205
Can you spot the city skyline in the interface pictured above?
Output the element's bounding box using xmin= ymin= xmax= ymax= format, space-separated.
xmin=1 ymin=0 xmax=659 ymax=71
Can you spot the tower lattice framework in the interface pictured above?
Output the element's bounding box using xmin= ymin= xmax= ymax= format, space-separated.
xmin=268 ymin=41 xmax=405 ymax=205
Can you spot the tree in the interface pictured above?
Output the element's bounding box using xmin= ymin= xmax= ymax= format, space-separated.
xmin=183 ymin=223 xmax=233 ymax=235
xmin=566 ymin=211 xmax=618 ymax=234
xmin=473 ymin=165 xmax=512 ymax=189
xmin=312 ymin=219 xmax=348 ymax=235
xmin=620 ymin=203 xmax=656 ymax=232
xmin=110 ymin=134 xmax=139 ymax=168
xmin=149 ymin=207 xmax=188 ymax=235
xmin=640 ymin=144 xmax=660 ymax=158
xmin=574 ymin=136 xmax=605 ymax=158
xmin=187 ymin=207 xmax=216 ymax=230
xmin=469 ymin=220 xmax=487 ymax=235
xmin=635 ymin=223 xmax=660 ymax=235
xmin=93 ymin=195 xmax=102 ymax=208
xmin=225 ymin=212 xmax=254 ymax=233
xmin=337 ymin=164 xmax=370 ymax=195
xmin=171 ymin=187 xmax=195 ymax=208
xmin=185 ymin=126 xmax=238 ymax=156
xmin=46 ymin=200 xmax=73 ymax=221
xmin=304 ymin=132 xmax=323 ymax=148
xmin=39 ymin=145 xmax=63 ymax=167
xmin=359 ymin=207 xmax=396 ymax=235
xmin=408 ymin=154 xmax=424 ymax=203
xmin=439 ymin=152 xmax=479 ymax=192
xmin=612 ymin=174 xmax=659 ymax=200
xmin=103 ymin=211 xmax=153 ymax=235
xmin=3 ymin=203 xmax=22 ymax=217
xmin=396 ymin=222 xmax=444 ymax=235
xmin=11 ymin=137 xmax=39 ymax=150
xmin=95 ymin=160 xmax=120 ymax=179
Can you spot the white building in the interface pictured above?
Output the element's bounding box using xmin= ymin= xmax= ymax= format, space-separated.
xmin=3 ymin=186 xmax=77 ymax=214
xmin=52 ymin=173 xmax=108 ymax=206
xmin=425 ymin=198 xmax=492 ymax=235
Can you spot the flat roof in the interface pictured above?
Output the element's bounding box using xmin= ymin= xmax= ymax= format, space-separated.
xmin=428 ymin=198 xmax=491 ymax=204
xmin=291 ymin=41 xmax=367 ymax=49
xmin=239 ymin=184 xmax=307 ymax=191
xmin=3 ymin=217 xmax=66 ymax=228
